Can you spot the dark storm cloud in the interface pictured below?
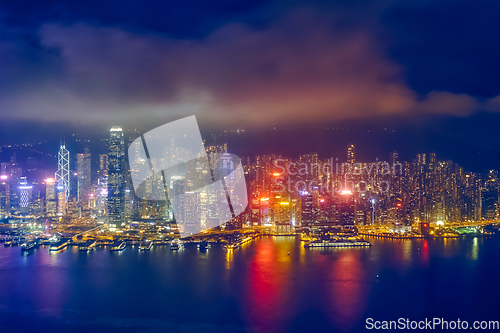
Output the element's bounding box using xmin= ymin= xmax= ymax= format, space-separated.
xmin=0 ymin=1 xmax=498 ymax=126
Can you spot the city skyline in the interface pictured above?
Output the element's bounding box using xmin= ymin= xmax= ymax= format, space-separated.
xmin=1 ymin=132 xmax=498 ymax=230
xmin=0 ymin=1 xmax=499 ymax=332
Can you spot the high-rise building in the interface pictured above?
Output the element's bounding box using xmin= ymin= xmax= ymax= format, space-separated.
xmin=339 ymin=190 xmax=355 ymax=226
xmin=99 ymin=154 xmax=109 ymax=171
xmin=98 ymin=154 xmax=108 ymax=179
xmin=77 ymin=151 xmax=91 ymax=204
xmin=301 ymin=192 xmax=313 ymax=227
xmin=57 ymin=184 xmax=66 ymax=215
xmin=347 ymin=144 xmax=355 ymax=164
xmin=417 ymin=153 xmax=426 ymax=165
xmin=45 ymin=178 xmax=57 ymax=216
xmin=482 ymin=171 xmax=499 ymax=220
xmin=184 ymin=191 xmax=201 ymax=235
xmin=429 ymin=152 xmax=436 ymax=165
xmin=55 ymin=143 xmax=70 ymax=202
xmin=107 ymin=127 xmax=125 ymax=226
xmin=18 ymin=177 xmax=32 ymax=214
xmin=0 ymin=175 xmax=10 ymax=215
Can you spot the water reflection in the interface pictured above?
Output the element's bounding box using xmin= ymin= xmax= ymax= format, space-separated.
xmin=33 ymin=248 xmax=69 ymax=318
xmin=326 ymin=251 xmax=370 ymax=331
xmin=225 ymin=248 xmax=234 ymax=270
xmin=0 ymin=236 xmax=497 ymax=333
xmin=243 ymin=237 xmax=293 ymax=332
xmin=471 ymin=237 xmax=478 ymax=260
xmin=421 ymin=239 xmax=429 ymax=267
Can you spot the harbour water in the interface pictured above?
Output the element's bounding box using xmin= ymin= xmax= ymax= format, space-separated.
xmin=0 ymin=236 xmax=499 ymax=332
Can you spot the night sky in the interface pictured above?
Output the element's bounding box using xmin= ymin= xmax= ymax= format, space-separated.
xmin=0 ymin=1 xmax=499 ymax=170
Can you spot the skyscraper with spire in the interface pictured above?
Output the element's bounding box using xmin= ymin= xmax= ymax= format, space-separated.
xmin=55 ymin=141 xmax=70 ymax=202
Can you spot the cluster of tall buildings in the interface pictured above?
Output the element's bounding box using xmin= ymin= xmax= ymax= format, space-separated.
xmin=0 ymin=133 xmax=499 ymax=235
xmin=240 ymin=146 xmax=500 ymax=233
xmin=0 ymin=134 xmax=114 ymax=223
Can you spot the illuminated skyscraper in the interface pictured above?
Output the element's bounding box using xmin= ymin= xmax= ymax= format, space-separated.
xmin=0 ymin=175 xmax=10 ymax=215
xmin=57 ymin=185 xmax=66 ymax=215
xmin=55 ymin=143 xmax=70 ymax=201
xmin=77 ymin=150 xmax=91 ymax=204
xmin=347 ymin=144 xmax=355 ymax=164
xmin=18 ymin=177 xmax=32 ymax=214
xmin=417 ymin=153 xmax=426 ymax=165
xmin=184 ymin=191 xmax=201 ymax=235
xmin=482 ymin=170 xmax=500 ymax=220
xmin=301 ymin=192 xmax=313 ymax=227
xmin=429 ymin=152 xmax=436 ymax=165
xmin=107 ymin=127 xmax=125 ymax=226
xmin=98 ymin=154 xmax=108 ymax=179
xmin=45 ymin=178 xmax=57 ymax=216
xmin=339 ymin=190 xmax=355 ymax=226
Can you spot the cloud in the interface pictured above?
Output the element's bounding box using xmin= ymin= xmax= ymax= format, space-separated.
xmin=415 ymin=91 xmax=480 ymax=116
xmin=0 ymin=7 xmax=496 ymax=127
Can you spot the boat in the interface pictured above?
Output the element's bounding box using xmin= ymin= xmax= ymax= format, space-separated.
xmin=11 ymin=238 xmax=20 ymax=246
xmin=199 ymin=240 xmax=211 ymax=250
xmin=139 ymin=240 xmax=153 ymax=251
xmin=110 ymin=241 xmax=126 ymax=251
xmin=170 ymin=240 xmax=182 ymax=251
xmin=4 ymin=240 xmax=12 ymax=247
xmin=49 ymin=240 xmax=70 ymax=251
xmin=304 ymin=239 xmax=371 ymax=248
xmin=79 ymin=240 xmax=96 ymax=252
xmin=21 ymin=240 xmax=36 ymax=251
xmin=38 ymin=238 xmax=51 ymax=245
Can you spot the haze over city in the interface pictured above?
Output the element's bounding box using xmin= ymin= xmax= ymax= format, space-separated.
xmin=0 ymin=1 xmax=499 ymax=333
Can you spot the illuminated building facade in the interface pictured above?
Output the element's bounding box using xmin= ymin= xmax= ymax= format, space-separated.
xmin=347 ymin=144 xmax=355 ymax=164
xmin=77 ymin=150 xmax=91 ymax=204
xmin=107 ymin=126 xmax=125 ymax=226
xmin=339 ymin=190 xmax=355 ymax=226
xmin=301 ymin=192 xmax=313 ymax=227
xmin=55 ymin=143 xmax=70 ymax=202
xmin=0 ymin=175 xmax=10 ymax=215
xmin=18 ymin=177 xmax=32 ymax=214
